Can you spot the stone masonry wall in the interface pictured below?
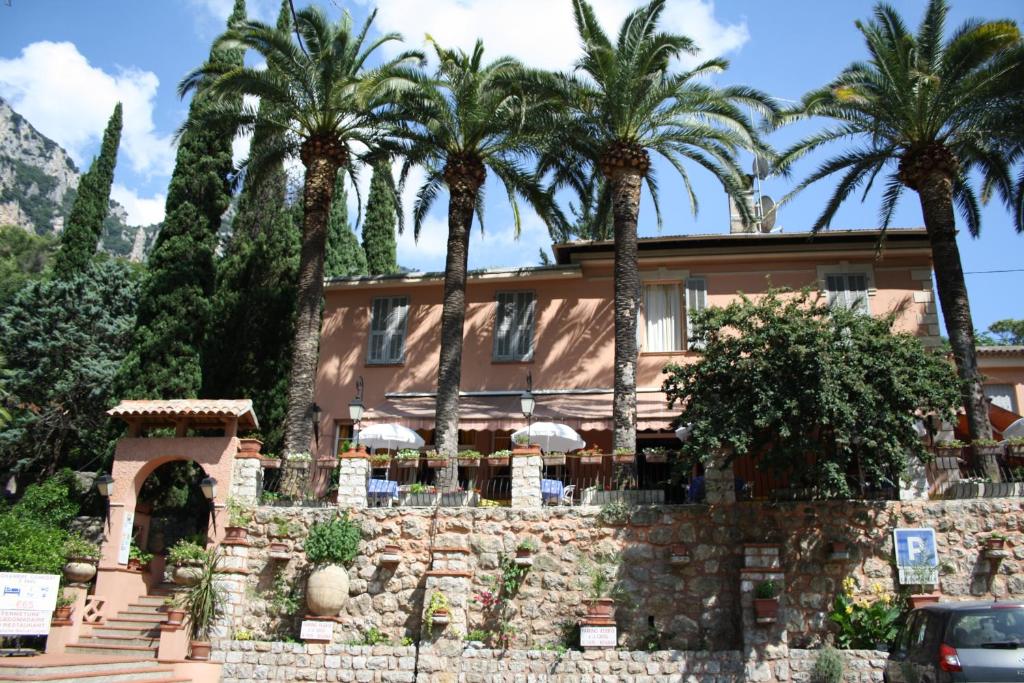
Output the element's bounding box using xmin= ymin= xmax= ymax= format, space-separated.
xmin=225 ymin=498 xmax=1024 ymax=650
xmin=789 ymin=648 xmax=887 ymax=683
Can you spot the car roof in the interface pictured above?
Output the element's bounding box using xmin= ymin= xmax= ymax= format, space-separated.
xmin=918 ymin=601 xmax=1024 ymax=612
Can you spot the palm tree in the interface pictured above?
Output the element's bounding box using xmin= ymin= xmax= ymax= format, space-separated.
xmin=540 ymin=0 xmax=776 ymax=452
xmin=180 ymin=7 xmax=423 ymax=458
xmin=773 ymin=0 xmax=1024 ymax=466
xmin=396 ymin=39 xmax=563 ymax=484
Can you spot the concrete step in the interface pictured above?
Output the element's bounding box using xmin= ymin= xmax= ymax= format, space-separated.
xmin=0 ymin=658 xmax=149 ymax=678
xmin=87 ymin=625 xmax=161 ymax=638
xmin=132 ymin=596 xmax=168 ymax=607
xmin=0 ymin=657 xmax=183 ymax=682
xmin=0 ymin=668 xmax=181 ymax=683
xmin=64 ymin=643 xmax=157 ymax=660
xmin=119 ymin=606 xmax=164 ymax=617
xmin=105 ymin=616 xmax=166 ymax=628
xmin=77 ymin=634 xmax=160 ymax=647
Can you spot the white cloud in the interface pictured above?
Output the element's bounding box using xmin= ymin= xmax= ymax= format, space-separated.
xmin=186 ymin=0 xmax=279 ymax=34
xmin=110 ymin=184 xmax=167 ymax=226
xmin=362 ymin=0 xmax=748 ymax=71
xmin=0 ymin=41 xmax=175 ymax=177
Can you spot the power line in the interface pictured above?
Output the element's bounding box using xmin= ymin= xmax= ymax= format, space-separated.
xmin=963 ymin=268 xmax=1024 ymax=274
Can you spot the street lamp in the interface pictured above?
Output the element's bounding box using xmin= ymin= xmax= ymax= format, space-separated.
xmin=349 ymin=376 xmax=365 ymax=443
xmin=521 ymin=371 xmax=535 ymax=441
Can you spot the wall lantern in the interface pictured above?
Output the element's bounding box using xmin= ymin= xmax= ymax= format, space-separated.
xmin=95 ymin=474 xmax=114 ymax=497
xmin=520 ymin=371 xmax=535 ymax=419
xmin=348 ymin=375 xmax=365 ymax=424
xmin=200 ymin=476 xmax=217 ymax=501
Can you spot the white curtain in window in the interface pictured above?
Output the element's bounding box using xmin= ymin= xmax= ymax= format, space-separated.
xmin=643 ymin=284 xmax=681 ymax=352
xmin=826 ymin=273 xmax=869 ymax=313
xmin=685 ymin=277 xmax=707 ymax=348
xmin=985 ymin=384 xmax=1017 ymax=412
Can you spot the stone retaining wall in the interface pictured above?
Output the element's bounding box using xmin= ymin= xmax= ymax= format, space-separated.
xmin=225 ymin=499 xmax=1024 ymax=649
xmin=789 ymin=648 xmax=887 ymax=682
xmin=214 ymin=641 xmax=417 ymax=682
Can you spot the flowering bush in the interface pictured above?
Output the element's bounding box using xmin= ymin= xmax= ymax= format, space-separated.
xmin=829 ymin=577 xmax=904 ymax=649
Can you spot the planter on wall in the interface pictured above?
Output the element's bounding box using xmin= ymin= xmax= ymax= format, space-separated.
xmin=584 ymin=598 xmax=615 ymax=620
xmin=426 ymin=459 xmax=449 ymax=469
xmin=306 ymin=564 xmax=350 ymax=616
xmin=268 ymin=541 xmax=291 ymax=560
xmin=578 ymin=454 xmax=604 ymax=466
xmin=171 ymin=562 xmax=204 ymax=587
xmin=908 ymin=593 xmax=940 ymax=609
xmin=431 ymin=608 xmax=450 ymax=626
xmin=260 ymin=457 xmax=281 ymax=469
xmin=669 ymin=545 xmax=690 ymax=565
xmin=380 ymin=544 xmax=402 ymax=565
xmin=225 ymin=526 xmax=248 ymax=543
xmin=543 ymin=453 xmax=566 ymax=466
xmin=753 ymin=598 xmax=779 ymax=624
xmin=316 ymin=457 xmax=339 ymax=469
xmin=643 ymin=450 xmax=668 ymax=463
xmin=487 ymin=456 xmax=510 ymax=467
xmin=63 ymin=557 xmax=98 ymax=584
xmin=189 ymin=641 xmax=212 ymax=660
xmin=828 ymin=541 xmax=851 ymax=561
xmin=612 ymin=452 xmax=635 ymax=464
xmin=396 ymin=459 xmax=420 ymax=469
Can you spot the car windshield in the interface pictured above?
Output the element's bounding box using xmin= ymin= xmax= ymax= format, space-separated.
xmin=947 ymin=608 xmax=1024 ymax=648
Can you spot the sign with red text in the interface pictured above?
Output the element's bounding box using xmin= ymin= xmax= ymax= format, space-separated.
xmin=580 ymin=625 xmax=617 ymax=648
xmin=0 ymin=573 xmax=60 ymax=636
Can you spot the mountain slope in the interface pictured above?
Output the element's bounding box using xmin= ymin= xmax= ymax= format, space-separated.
xmin=0 ymin=97 xmax=159 ymax=260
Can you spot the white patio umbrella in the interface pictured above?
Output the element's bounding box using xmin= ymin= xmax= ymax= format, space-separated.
xmin=511 ymin=422 xmax=585 ymax=452
xmin=675 ymin=424 xmax=692 ymax=442
xmin=356 ymin=423 xmax=425 ymax=452
xmin=1004 ymin=417 xmax=1024 ymax=441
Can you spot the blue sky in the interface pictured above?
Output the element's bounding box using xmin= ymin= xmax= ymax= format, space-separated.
xmin=0 ymin=0 xmax=1020 ymax=332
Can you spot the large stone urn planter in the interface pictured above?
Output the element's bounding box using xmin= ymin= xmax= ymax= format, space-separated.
xmin=63 ymin=557 xmax=98 ymax=584
xmin=306 ymin=564 xmax=350 ymax=616
xmin=171 ymin=561 xmax=204 ymax=587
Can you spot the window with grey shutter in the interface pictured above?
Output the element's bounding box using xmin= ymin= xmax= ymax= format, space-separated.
xmin=825 ymin=273 xmax=870 ymax=313
xmin=685 ymin=277 xmax=707 ymax=349
xmin=493 ymin=291 xmax=536 ymax=361
xmin=367 ymin=296 xmax=409 ymax=364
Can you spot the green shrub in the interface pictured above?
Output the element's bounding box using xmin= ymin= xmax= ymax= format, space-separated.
xmin=15 ymin=472 xmax=80 ymax=527
xmin=306 ymin=513 xmax=361 ymax=566
xmin=0 ymin=514 xmax=66 ymax=574
xmin=811 ymin=646 xmax=844 ymax=683
xmin=755 ymin=580 xmax=778 ymax=599
xmin=64 ymin=533 xmax=100 ymax=560
xmin=129 ymin=542 xmax=153 ymax=565
xmin=168 ymin=539 xmax=209 ymax=565
xmin=829 ymin=577 xmax=902 ymax=649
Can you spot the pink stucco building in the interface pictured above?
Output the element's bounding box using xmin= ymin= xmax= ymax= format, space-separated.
xmin=313 ymin=228 xmax=938 ymax=470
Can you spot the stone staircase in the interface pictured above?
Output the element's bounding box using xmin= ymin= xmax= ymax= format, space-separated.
xmin=0 ymin=655 xmax=188 ymax=683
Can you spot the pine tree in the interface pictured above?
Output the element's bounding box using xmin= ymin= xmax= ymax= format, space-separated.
xmin=325 ymin=172 xmax=367 ymax=278
xmin=53 ymin=103 xmax=122 ymax=278
xmin=361 ymin=162 xmax=398 ymax=275
xmin=202 ymin=0 xmax=300 ymax=455
xmin=117 ymin=1 xmax=246 ymax=399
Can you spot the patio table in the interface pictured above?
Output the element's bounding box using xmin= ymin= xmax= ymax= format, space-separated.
xmin=541 ymin=478 xmax=564 ymax=503
xmin=368 ymin=479 xmax=399 ymax=500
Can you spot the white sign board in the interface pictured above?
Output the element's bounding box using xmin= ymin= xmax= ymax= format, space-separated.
xmin=0 ymin=572 xmax=60 ymax=636
xmin=893 ymin=527 xmax=939 ymax=586
xmin=300 ymin=619 xmax=335 ymax=641
xmin=580 ymin=625 xmax=617 ymax=648
xmin=118 ymin=510 xmax=135 ymax=565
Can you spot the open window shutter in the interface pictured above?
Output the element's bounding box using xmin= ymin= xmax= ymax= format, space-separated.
xmin=494 ymin=292 xmax=513 ymax=359
xmin=385 ymin=297 xmax=408 ymax=361
xmin=368 ymin=297 xmax=390 ymax=362
xmin=514 ymin=292 xmax=535 ymax=359
xmin=685 ymin=278 xmax=707 ymax=349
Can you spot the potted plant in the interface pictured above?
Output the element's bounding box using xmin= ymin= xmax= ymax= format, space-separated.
xmin=512 ymin=433 xmax=540 ymax=454
xmin=973 ymin=438 xmax=1004 ymax=458
xmin=260 ymin=453 xmax=281 ymax=469
xmin=317 ymin=452 xmax=340 ymax=469
xmin=515 ymin=538 xmax=539 ymax=566
xmin=934 ymin=439 xmax=965 ymax=461
xmin=642 ymin=447 xmax=668 ymax=464
xmin=167 ymin=539 xmax=209 ymax=586
xmin=424 ymin=591 xmax=450 ymax=636
xmin=369 ymin=452 xmax=391 ymax=468
xmin=753 ymin=579 xmax=780 ymax=623
xmin=269 ymin=515 xmax=299 ymax=540
xmin=225 ymin=499 xmax=251 ymax=542
xmin=457 ymin=450 xmax=482 ymax=468
xmin=578 ymin=447 xmax=604 ymax=466
xmin=424 ymin=450 xmax=449 ymax=469
xmin=163 ymin=596 xmax=186 ymax=625
xmin=182 ymin=550 xmax=226 ymax=660
xmin=829 ymin=540 xmax=851 ymax=561
xmin=581 ymin=552 xmax=621 ymax=621
xmin=127 ymin=542 xmax=153 ymax=571
xmin=52 ymin=591 xmax=74 ymax=621
xmin=487 ymin=449 xmax=512 ymax=466
xmin=305 ymin=513 xmax=361 ymax=616
xmin=62 ymin=534 xmax=100 ymax=584
xmin=983 ymin=532 xmax=1007 ymax=551
xmin=543 ymin=451 xmax=566 ymax=466
xmin=612 ymin=447 xmax=635 ymax=464
xmin=1007 ymin=437 xmax=1024 ymax=458
xmin=380 ymin=542 xmax=402 ymax=564
xmin=395 ymin=449 xmax=421 ymax=468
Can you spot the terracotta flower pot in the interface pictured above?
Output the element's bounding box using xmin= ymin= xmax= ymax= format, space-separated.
xmin=753 ymin=598 xmax=779 ymax=622
xmin=612 ymin=453 xmax=635 ymax=464
xmin=908 ymin=593 xmax=940 ymax=609
xmin=370 ymin=458 xmax=391 ymax=469
xmin=578 ymin=455 xmax=603 ymax=465
xmin=260 ymin=457 xmax=281 ymax=469
xmin=126 ymin=558 xmax=146 ymax=572
xmin=585 ymin=598 xmax=615 ymax=620
xmin=165 ymin=608 xmax=185 ymax=625
xmin=644 ymin=451 xmax=668 ymax=463
xmin=457 ymin=458 xmax=481 ymax=468
xmin=189 ymin=641 xmax=212 ymax=660
xmin=52 ymin=606 xmax=72 ymax=621
xmin=63 ymin=558 xmax=98 ymax=584
xmin=171 ymin=562 xmax=204 ymax=587
xmin=487 ymin=457 xmax=510 ymax=467
xmin=269 ymin=541 xmax=290 ymax=556
xmin=543 ymin=454 xmax=566 ymax=466
xmin=238 ymin=438 xmax=263 ymax=456
xmin=225 ymin=526 xmax=248 ymax=543
xmin=431 ymin=608 xmax=450 ymax=625
xmin=396 ymin=459 xmax=420 ymax=468
xmin=984 ymin=537 xmax=1006 ymax=551
xmin=306 ymin=564 xmax=350 ymax=616
xmin=426 ymin=459 xmax=449 ymax=469
xmin=317 ymin=457 xmax=339 ymax=469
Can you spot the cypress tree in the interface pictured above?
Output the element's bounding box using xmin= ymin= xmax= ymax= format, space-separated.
xmin=325 ymin=172 xmax=367 ymax=278
xmin=117 ymin=0 xmax=246 ymax=399
xmin=53 ymin=103 xmax=122 ymax=278
xmin=361 ymin=162 xmax=399 ymax=275
xmin=202 ymin=0 xmax=300 ymax=455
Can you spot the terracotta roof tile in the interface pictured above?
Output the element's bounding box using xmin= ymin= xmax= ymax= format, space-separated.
xmin=107 ymin=399 xmax=259 ymax=429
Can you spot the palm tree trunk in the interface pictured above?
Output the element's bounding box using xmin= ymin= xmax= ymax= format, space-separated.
xmin=434 ymin=184 xmax=475 ymax=490
xmin=609 ymin=168 xmax=642 ymax=453
xmin=281 ymin=154 xmax=337 ymax=465
xmin=916 ymin=173 xmax=997 ymax=480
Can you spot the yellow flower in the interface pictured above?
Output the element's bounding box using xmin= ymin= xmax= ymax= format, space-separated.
xmin=842 ymin=577 xmax=857 ymax=595
xmin=845 ymin=604 xmax=854 ymax=615
xmin=881 ymin=594 xmax=892 ymax=605
xmin=871 ymin=582 xmax=883 ymax=595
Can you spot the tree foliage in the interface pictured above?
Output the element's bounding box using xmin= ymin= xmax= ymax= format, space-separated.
xmin=53 ymin=102 xmax=122 ymax=279
xmin=118 ymin=0 xmax=246 ymax=400
xmin=361 ymin=162 xmax=397 ymax=275
xmin=325 ymin=171 xmax=368 ymax=278
xmin=0 ymin=260 xmax=140 ymax=478
xmin=0 ymin=471 xmax=81 ymax=575
xmin=981 ymin=319 xmax=1024 ymax=346
xmin=662 ymin=289 xmax=960 ymax=498
xmin=0 ymin=224 xmax=57 ymax=306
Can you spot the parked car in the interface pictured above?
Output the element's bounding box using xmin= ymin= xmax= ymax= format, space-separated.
xmin=885 ymin=601 xmax=1024 ymax=682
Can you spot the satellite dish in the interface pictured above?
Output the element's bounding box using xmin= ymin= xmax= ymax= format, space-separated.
xmin=752 ymin=156 xmax=771 ymax=180
xmin=759 ymin=195 xmax=776 ymax=232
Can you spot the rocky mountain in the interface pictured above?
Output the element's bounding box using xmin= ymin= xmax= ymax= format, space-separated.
xmin=0 ymin=97 xmax=159 ymax=260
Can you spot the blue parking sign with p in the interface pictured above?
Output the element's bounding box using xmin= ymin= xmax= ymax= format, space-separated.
xmin=894 ymin=528 xmax=938 ymax=567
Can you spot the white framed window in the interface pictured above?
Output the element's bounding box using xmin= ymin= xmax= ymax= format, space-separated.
xmin=685 ymin=277 xmax=708 ymax=349
xmin=825 ymin=272 xmax=870 ymax=314
xmin=368 ymin=296 xmax=409 ymax=364
xmin=985 ymin=384 xmax=1017 ymax=413
xmin=493 ymin=291 xmax=535 ymax=361
xmin=642 ymin=284 xmax=683 ymax=352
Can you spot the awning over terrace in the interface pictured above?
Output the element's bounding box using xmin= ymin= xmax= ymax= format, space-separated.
xmin=361 ymin=391 xmax=677 ymax=432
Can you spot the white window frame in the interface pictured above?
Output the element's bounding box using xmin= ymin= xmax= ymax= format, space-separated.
xmin=492 ymin=290 xmax=536 ymax=362
xmin=685 ymin=277 xmax=708 ymax=350
xmin=817 ymin=263 xmax=876 ymax=315
xmin=640 ymin=283 xmax=684 ymax=352
xmin=367 ymin=295 xmax=409 ymax=364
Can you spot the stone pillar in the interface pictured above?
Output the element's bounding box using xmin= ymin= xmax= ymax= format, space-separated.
xmin=422 ymin=547 xmax=472 ymax=647
xmin=337 ymin=450 xmax=369 ymax=508
xmin=230 ymin=457 xmax=262 ymax=505
xmin=511 ymin=449 xmax=542 ymax=508
xmin=900 ymin=456 xmax=929 ymax=500
xmin=705 ymin=448 xmax=736 ymax=504
xmin=740 ymin=543 xmax=788 ymax=683
xmin=218 ymin=536 xmax=250 ymax=635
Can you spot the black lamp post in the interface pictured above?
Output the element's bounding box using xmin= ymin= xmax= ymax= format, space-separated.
xmin=96 ymin=473 xmax=114 ymax=529
xmin=311 ymin=402 xmax=322 ymax=449
xmin=348 ymin=376 xmax=365 ymax=444
xmin=521 ymin=371 xmax=535 ymax=441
